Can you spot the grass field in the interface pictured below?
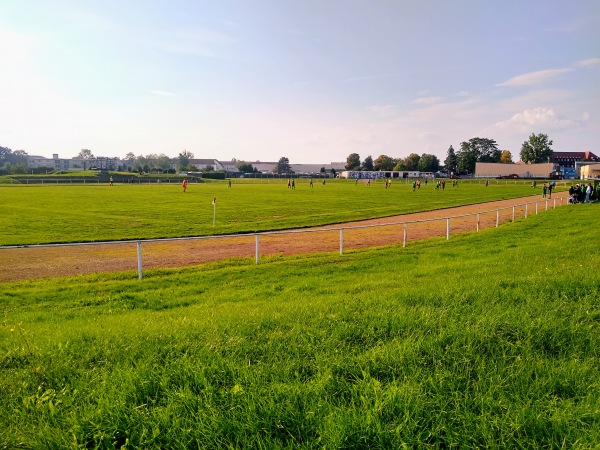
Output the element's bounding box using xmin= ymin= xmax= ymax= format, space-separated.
xmin=0 ymin=180 xmax=558 ymax=246
xmin=1 ymin=201 xmax=598 ymax=448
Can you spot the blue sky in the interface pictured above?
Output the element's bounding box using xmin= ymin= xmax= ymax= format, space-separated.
xmin=1 ymin=0 xmax=599 ymax=164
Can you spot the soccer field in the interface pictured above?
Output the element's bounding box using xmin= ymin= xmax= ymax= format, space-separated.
xmin=0 ymin=180 xmax=551 ymax=246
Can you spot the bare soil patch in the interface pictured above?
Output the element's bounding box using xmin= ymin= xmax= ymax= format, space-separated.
xmin=0 ymin=194 xmax=566 ymax=282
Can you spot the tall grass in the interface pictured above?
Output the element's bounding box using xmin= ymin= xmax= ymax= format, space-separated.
xmin=1 ymin=181 xmax=553 ymax=245
xmin=1 ymin=204 xmax=598 ymax=448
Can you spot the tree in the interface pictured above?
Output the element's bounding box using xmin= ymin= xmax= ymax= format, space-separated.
xmin=418 ymin=153 xmax=440 ymax=172
xmin=77 ymin=149 xmax=94 ymax=159
xmin=157 ymin=154 xmax=172 ymax=172
xmin=178 ymin=150 xmax=194 ymax=170
xmin=345 ymin=153 xmax=361 ymax=170
xmin=236 ymin=161 xmax=255 ymax=173
xmin=373 ymin=154 xmax=395 ymax=171
xmin=362 ymin=155 xmax=374 ymax=171
xmin=275 ymin=157 xmax=291 ymax=174
xmin=456 ymin=137 xmax=500 ymax=173
xmin=520 ymin=133 xmax=553 ymax=164
xmin=393 ymin=160 xmax=407 ymax=171
xmin=500 ymin=150 xmax=513 ymax=164
xmin=444 ymin=145 xmax=457 ymax=173
xmin=0 ymin=146 xmax=29 ymax=174
xmin=0 ymin=146 xmax=12 ymax=164
xmin=403 ymin=153 xmax=421 ymax=171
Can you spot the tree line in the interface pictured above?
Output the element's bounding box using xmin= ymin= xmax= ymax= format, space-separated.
xmin=1 ymin=133 xmax=556 ymax=176
xmin=345 ymin=133 xmax=555 ymax=175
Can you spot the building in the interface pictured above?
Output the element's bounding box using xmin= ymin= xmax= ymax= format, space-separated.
xmin=248 ymin=161 xmax=346 ymax=174
xmin=340 ymin=170 xmax=423 ymax=179
xmin=27 ymin=154 xmax=125 ymax=171
xmin=551 ymin=151 xmax=599 ymax=168
xmin=475 ymin=162 xmax=555 ymax=179
xmin=579 ymin=163 xmax=600 ymax=180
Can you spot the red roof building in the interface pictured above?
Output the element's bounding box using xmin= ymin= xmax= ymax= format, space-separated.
xmin=551 ymin=151 xmax=598 ymax=168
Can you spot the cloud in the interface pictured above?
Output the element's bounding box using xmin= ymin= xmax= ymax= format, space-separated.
xmin=494 ymin=107 xmax=578 ymax=131
xmin=412 ymin=96 xmax=444 ymax=106
xmin=150 ymin=90 xmax=177 ymax=96
xmin=0 ymin=26 xmax=35 ymax=61
xmin=157 ymin=27 xmax=235 ymax=58
xmin=367 ymin=104 xmax=399 ymax=117
xmin=341 ymin=73 xmax=390 ymax=83
xmin=496 ymin=68 xmax=572 ymax=87
xmin=578 ymin=58 xmax=600 ymax=68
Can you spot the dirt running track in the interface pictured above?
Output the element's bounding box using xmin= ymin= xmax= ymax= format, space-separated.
xmin=0 ymin=194 xmax=568 ymax=282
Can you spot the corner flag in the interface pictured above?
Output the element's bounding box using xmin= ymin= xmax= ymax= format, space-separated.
xmin=212 ymin=197 xmax=216 ymax=226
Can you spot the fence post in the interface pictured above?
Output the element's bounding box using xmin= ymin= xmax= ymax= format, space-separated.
xmin=476 ymin=213 xmax=480 ymax=232
xmin=255 ymin=235 xmax=260 ymax=264
xmin=403 ymin=223 xmax=407 ymax=248
xmin=536 ymin=202 xmax=538 ymax=215
xmin=553 ymin=198 xmax=556 ymax=209
xmin=545 ymin=200 xmax=548 ymax=211
xmin=525 ymin=203 xmax=528 ymax=218
xmin=512 ymin=206 xmax=515 ymax=222
xmin=340 ymin=228 xmax=344 ymax=255
xmin=137 ymin=241 xmax=143 ymax=279
xmin=496 ymin=209 xmax=500 ymax=227
xmin=446 ymin=218 xmax=450 ymax=240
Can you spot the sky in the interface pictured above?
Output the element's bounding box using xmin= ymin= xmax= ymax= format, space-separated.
xmin=1 ymin=0 xmax=599 ymax=164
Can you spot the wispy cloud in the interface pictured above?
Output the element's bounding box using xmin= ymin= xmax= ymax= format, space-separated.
xmin=150 ymin=90 xmax=177 ymax=97
xmin=578 ymin=58 xmax=600 ymax=67
xmin=341 ymin=73 xmax=390 ymax=83
xmin=157 ymin=27 xmax=235 ymax=58
xmin=368 ymin=104 xmax=399 ymax=117
xmin=496 ymin=68 xmax=572 ymax=87
xmin=412 ymin=96 xmax=444 ymax=106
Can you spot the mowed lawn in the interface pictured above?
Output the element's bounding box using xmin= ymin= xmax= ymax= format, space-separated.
xmin=0 ymin=203 xmax=598 ymax=448
xmin=0 ymin=180 xmax=550 ymax=245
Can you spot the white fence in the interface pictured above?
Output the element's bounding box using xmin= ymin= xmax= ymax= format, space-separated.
xmin=0 ymin=196 xmax=567 ymax=281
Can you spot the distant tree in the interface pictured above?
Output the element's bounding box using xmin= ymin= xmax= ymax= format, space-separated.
xmin=275 ymin=156 xmax=292 ymax=174
xmin=418 ymin=153 xmax=440 ymax=172
xmin=320 ymin=167 xmax=326 ymax=173
xmin=177 ymin=150 xmax=194 ymax=170
xmin=0 ymin=146 xmax=29 ymax=174
xmin=362 ymin=155 xmax=374 ymax=171
xmin=157 ymin=154 xmax=172 ymax=172
xmin=77 ymin=149 xmax=94 ymax=159
xmin=0 ymin=146 xmax=12 ymax=164
xmin=444 ymin=145 xmax=457 ymax=173
xmin=345 ymin=153 xmax=361 ymax=170
xmin=500 ymin=150 xmax=513 ymax=164
xmin=236 ymin=161 xmax=255 ymax=173
xmin=520 ymin=133 xmax=553 ymax=163
xmin=373 ymin=154 xmax=395 ymax=171
xmin=403 ymin=153 xmax=421 ymax=171
xmin=393 ymin=159 xmax=407 ymax=171
xmin=456 ymin=137 xmax=500 ymax=173
xmin=330 ymin=168 xmax=337 ymax=176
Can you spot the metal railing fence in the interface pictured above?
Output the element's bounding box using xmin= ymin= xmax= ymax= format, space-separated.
xmin=0 ymin=196 xmax=567 ymax=281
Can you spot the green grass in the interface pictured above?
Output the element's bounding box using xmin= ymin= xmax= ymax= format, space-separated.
xmin=0 ymin=181 xmax=559 ymax=245
xmin=1 ymin=204 xmax=598 ymax=448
